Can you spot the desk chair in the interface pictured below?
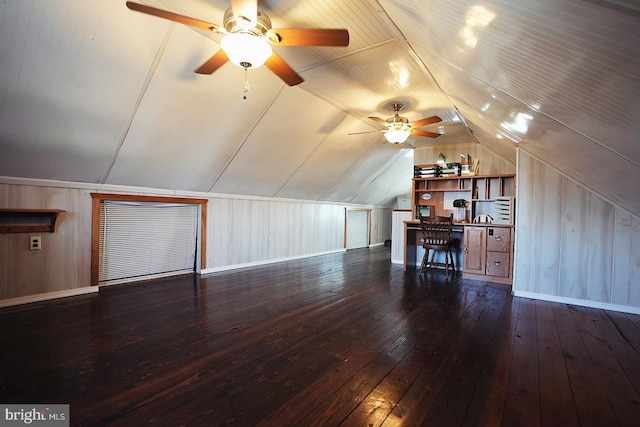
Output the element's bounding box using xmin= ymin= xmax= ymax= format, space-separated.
xmin=418 ymin=214 xmax=455 ymax=276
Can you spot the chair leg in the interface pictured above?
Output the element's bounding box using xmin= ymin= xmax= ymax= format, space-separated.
xmin=449 ymin=249 xmax=455 ymax=273
xmin=419 ymin=248 xmax=429 ymax=274
xmin=444 ymin=250 xmax=449 ymax=277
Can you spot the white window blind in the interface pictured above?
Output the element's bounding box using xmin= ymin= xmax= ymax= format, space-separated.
xmin=99 ymin=201 xmax=198 ymax=285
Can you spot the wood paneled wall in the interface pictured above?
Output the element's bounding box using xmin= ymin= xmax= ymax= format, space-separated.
xmin=207 ymin=199 xmax=349 ymax=268
xmin=1 ymin=182 xmax=392 ymax=301
xmin=371 ymin=207 xmax=392 ymax=246
xmin=0 ymin=184 xmax=93 ymax=300
xmin=514 ymin=151 xmax=640 ymax=310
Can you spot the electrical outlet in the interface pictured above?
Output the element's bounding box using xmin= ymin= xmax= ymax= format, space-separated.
xmin=29 ymin=235 xmax=42 ymax=251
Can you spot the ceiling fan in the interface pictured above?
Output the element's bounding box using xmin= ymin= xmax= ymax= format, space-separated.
xmin=126 ymin=1 xmax=349 ymax=86
xmin=350 ymin=103 xmax=442 ymax=144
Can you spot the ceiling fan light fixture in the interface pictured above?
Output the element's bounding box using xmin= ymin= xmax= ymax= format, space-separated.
xmin=221 ymin=33 xmax=272 ymax=69
xmin=384 ymin=123 xmax=411 ymax=144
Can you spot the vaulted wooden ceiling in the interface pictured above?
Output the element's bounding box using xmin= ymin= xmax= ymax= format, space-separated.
xmin=1 ymin=0 xmax=638 ymax=215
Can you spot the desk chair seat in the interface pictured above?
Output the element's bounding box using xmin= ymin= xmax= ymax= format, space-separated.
xmin=418 ymin=214 xmax=455 ymax=276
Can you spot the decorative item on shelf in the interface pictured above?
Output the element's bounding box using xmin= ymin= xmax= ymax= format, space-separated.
xmin=436 ymin=153 xmax=447 ymax=165
xmin=460 ymin=153 xmax=472 ymax=175
xmin=453 ymin=199 xmax=469 ymax=223
xmin=471 ymin=159 xmax=480 ymax=175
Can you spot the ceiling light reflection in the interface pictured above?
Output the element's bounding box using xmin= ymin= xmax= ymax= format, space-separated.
xmin=388 ymin=62 xmax=410 ymax=89
xmin=500 ymin=112 xmax=533 ymax=135
xmin=460 ymin=5 xmax=496 ymax=49
xmin=467 ymin=5 xmax=496 ymax=27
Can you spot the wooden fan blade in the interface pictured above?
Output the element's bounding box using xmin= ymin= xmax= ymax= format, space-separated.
xmin=411 ymin=129 xmax=441 ymax=138
xmin=411 ymin=115 xmax=443 ymax=128
xmin=264 ymin=52 xmax=304 ymax=86
xmin=348 ymin=130 xmax=381 ymax=135
xmin=368 ymin=116 xmax=388 ymax=126
xmin=267 ymin=28 xmax=349 ymax=46
xmin=195 ymin=50 xmax=229 ymax=74
xmin=231 ymin=0 xmax=257 ymax=25
xmin=126 ymin=2 xmax=221 ymax=32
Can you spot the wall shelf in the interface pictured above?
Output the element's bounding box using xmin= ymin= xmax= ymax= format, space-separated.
xmin=0 ymin=209 xmax=66 ymax=233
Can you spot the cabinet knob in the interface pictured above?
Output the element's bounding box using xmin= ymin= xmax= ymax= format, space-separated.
xmin=494 ymin=236 xmax=503 ymax=241
xmin=494 ymin=260 xmax=502 ymax=266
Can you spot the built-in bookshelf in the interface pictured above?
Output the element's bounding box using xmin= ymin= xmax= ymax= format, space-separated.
xmin=412 ymin=173 xmax=515 ymax=223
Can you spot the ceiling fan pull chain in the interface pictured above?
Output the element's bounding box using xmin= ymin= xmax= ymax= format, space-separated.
xmin=243 ymin=68 xmax=251 ymax=99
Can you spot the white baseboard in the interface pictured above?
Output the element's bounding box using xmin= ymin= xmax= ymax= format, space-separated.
xmin=512 ymin=290 xmax=640 ymax=315
xmin=200 ymin=249 xmax=347 ymax=274
xmin=0 ymin=286 xmax=99 ymax=309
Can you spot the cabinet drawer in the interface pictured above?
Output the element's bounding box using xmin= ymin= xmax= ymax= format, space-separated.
xmin=486 ymin=227 xmax=511 ymax=252
xmin=486 ymin=251 xmax=510 ymax=277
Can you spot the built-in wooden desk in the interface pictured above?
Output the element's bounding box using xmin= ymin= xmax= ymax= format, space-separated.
xmin=403 ymin=220 xmax=465 ymax=271
xmin=403 ymin=221 xmax=515 ymax=284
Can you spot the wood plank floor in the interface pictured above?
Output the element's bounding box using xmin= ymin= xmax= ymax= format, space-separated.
xmin=1 ymin=247 xmax=639 ymax=426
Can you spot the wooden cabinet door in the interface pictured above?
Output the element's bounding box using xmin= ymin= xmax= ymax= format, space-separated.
xmin=464 ymin=226 xmax=485 ymax=274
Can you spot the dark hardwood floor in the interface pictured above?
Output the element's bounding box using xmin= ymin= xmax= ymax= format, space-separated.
xmin=1 ymin=247 xmax=639 ymax=426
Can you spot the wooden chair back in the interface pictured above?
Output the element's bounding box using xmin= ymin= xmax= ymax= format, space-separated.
xmin=418 ymin=214 xmax=454 ymax=247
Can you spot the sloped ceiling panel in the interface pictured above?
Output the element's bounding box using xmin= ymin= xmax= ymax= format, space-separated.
xmin=348 ymin=150 xmax=415 ymax=206
xmin=274 ymin=115 xmax=379 ymax=201
xmin=0 ymin=0 xmax=168 ymax=183
xmin=302 ymin=39 xmax=455 ymax=119
xmin=322 ymin=141 xmax=410 ymax=204
xmin=210 ymin=87 xmax=347 ymax=197
xmin=256 ymin=0 xmax=396 ymax=69
xmin=380 ymin=0 xmax=640 ymax=215
xmin=105 ymin=24 xmax=284 ymax=191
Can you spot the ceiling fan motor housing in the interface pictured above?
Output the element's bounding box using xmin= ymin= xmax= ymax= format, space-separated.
xmin=387 ymin=114 xmax=409 ymax=125
xmin=223 ymin=8 xmax=271 ymax=36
